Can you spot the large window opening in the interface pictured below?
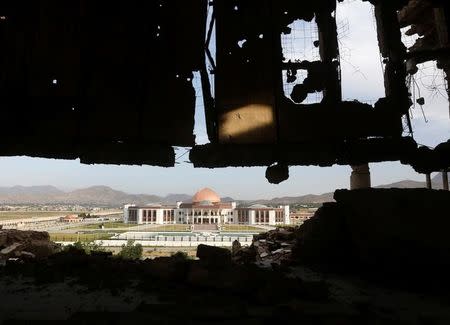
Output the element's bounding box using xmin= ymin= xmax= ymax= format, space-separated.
xmin=336 ymin=1 xmax=384 ymax=103
xmin=281 ymin=18 xmax=323 ymax=104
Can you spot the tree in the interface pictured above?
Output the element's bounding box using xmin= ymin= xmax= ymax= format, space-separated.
xmin=118 ymin=240 xmax=143 ymax=260
xmin=67 ymin=241 xmax=105 ymax=254
xmin=171 ymin=251 xmax=191 ymax=261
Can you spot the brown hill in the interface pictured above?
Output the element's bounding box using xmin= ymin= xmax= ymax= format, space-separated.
xmin=0 ymin=175 xmax=447 ymax=206
xmin=0 ymin=186 xmax=175 ymax=207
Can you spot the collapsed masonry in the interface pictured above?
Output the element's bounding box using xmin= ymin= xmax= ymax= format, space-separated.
xmin=1 ymin=240 xmax=390 ymax=323
xmin=0 ymin=229 xmax=60 ymax=262
xmin=191 ymin=0 xmax=450 ymax=181
xmin=232 ymin=188 xmax=450 ymax=288
xmin=399 ymin=0 xmax=450 ymax=108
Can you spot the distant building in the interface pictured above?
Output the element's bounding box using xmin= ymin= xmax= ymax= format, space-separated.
xmin=60 ymin=215 xmax=82 ymax=223
xmin=124 ymin=188 xmax=290 ymax=226
xmin=290 ymin=209 xmax=316 ymax=225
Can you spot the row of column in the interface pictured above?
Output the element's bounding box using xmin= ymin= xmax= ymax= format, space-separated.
xmin=350 ymin=164 xmax=449 ymax=191
xmin=426 ymin=170 xmax=449 ymax=190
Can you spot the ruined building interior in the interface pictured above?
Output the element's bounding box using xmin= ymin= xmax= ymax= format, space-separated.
xmin=0 ymin=0 xmax=450 ymax=323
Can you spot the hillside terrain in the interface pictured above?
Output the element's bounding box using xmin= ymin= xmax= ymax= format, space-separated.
xmin=0 ymin=173 xmax=447 ymax=206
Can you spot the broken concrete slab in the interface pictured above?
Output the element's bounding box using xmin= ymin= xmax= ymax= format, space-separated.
xmin=196 ymin=244 xmax=231 ymax=268
xmin=0 ymin=242 xmax=23 ymax=256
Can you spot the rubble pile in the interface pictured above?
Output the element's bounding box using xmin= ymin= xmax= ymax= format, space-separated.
xmin=291 ymin=202 xmax=356 ymax=270
xmin=196 ymin=244 xmax=231 ymax=268
xmin=230 ymin=241 xmax=257 ymax=264
xmin=232 ymin=227 xmax=297 ymax=265
xmin=4 ymin=244 xmax=395 ymax=324
xmin=2 ymin=212 xmax=450 ymax=322
xmin=231 ymin=214 xmax=353 ymax=267
xmin=332 ymin=188 xmax=450 ymax=274
xmin=233 ymin=188 xmax=450 ymax=287
xmin=0 ymin=229 xmax=60 ymax=262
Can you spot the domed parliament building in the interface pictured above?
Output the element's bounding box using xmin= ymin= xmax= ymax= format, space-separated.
xmin=124 ymin=188 xmax=290 ymax=226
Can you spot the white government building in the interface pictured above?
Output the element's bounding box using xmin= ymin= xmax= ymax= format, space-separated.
xmin=124 ymin=188 xmax=290 ymax=226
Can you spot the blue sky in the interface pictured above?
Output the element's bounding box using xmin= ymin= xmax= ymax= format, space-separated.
xmin=0 ymin=1 xmax=448 ymax=199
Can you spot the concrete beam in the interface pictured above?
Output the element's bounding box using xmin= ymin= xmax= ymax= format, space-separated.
xmin=443 ymin=169 xmax=449 ymax=190
xmin=350 ymin=164 xmax=371 ymax=190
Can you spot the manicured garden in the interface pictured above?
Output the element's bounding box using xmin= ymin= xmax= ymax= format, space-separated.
xmin=50 ymin=232 xmax=112 ymax=242
xmin=220 ymin=225 xmax=265 ymax=232
xmin=148 ymin=224 xmax=192 ymax=232
xmin=76 ymin=221 xmax=135 ymax=230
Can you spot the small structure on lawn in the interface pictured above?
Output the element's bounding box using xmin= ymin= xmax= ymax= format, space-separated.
xmin=60 ymin=215 xmax=82 ymax=223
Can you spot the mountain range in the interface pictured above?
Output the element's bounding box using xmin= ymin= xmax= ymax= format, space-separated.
xmin=0 ymin=174 xmax=447 ymax=206
xmin=247 ymin=176 xmax=447 ymax=205
xmin=0 ymin=185 xmax=234 ymax=207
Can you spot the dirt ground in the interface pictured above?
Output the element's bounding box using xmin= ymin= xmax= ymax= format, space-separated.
xmin=102 ymin=246 xmax=199 ymax=259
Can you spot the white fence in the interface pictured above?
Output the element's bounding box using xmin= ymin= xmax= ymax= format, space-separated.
xmin=56 ymin=234 xmax=253 ymax=247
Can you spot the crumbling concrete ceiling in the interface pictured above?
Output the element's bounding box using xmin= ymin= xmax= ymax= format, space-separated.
xmin=398 ymin=0 xmax=450 ymax=63
xmin=398 ymin=0 xmax=450 ymax=119
xmin=213 ymin=0 xmax=399 ymax=146
xmin=191 ymin=0 xmax=450 ymax=175
xmin=0 ymin=0 xmax=207 ymax=166
xmin=0 ymin=0 xmax=448 ymax=173
xmin=190 ymin=137 xmax=419 ymax=168
xmin=195 ymin=0 xmax=412 ymax=168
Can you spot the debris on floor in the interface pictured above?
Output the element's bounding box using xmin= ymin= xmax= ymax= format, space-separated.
xmin=0 ymin=230 xmax=60 ymax=262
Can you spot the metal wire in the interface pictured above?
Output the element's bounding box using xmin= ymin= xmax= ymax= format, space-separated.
xmin=281 ymin=18 xmax=323 ymax=104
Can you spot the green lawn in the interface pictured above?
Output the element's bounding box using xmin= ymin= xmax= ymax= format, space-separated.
xmin=77 ymin=222 xmax=134 ymax=230
xmin=0 ymin=211 xmax=81 ymax=221
xmin=140 ymin=224 xmax=264 ymax=232
xmin=50 ymin=232 xmax=112 ymax=242
xmin=220 ymin=225 xmax=266 ymax=232
xmin=148 ymin=225 xmax=192 ymax=232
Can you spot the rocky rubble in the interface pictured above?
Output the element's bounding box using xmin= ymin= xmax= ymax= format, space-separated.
xmin=6 ymin=244 xmax=389 ymax=324
xmin=0 ymin=240 xmax=443 ymax=323
xmin=0 ymin=229 xmax=60 ymax=262
xmin=232 ymin=227 xmax=297 ymax=266
xmin=2 ymin=213 xmax=448 ymax=323
xmin=196 ymin=244 xmax=231 ymax=268
xmin=233 ymin=188 xmax=450 ymax=286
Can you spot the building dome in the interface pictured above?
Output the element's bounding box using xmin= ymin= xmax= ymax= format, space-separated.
xmin=249 ymin=204 xmax=269 ymax=209
xmin=192 ymin=188 xmax=221 ymax=204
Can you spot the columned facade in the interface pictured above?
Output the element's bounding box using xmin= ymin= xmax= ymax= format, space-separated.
xmin=124 ymin=188 xmax=290 ymax=226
